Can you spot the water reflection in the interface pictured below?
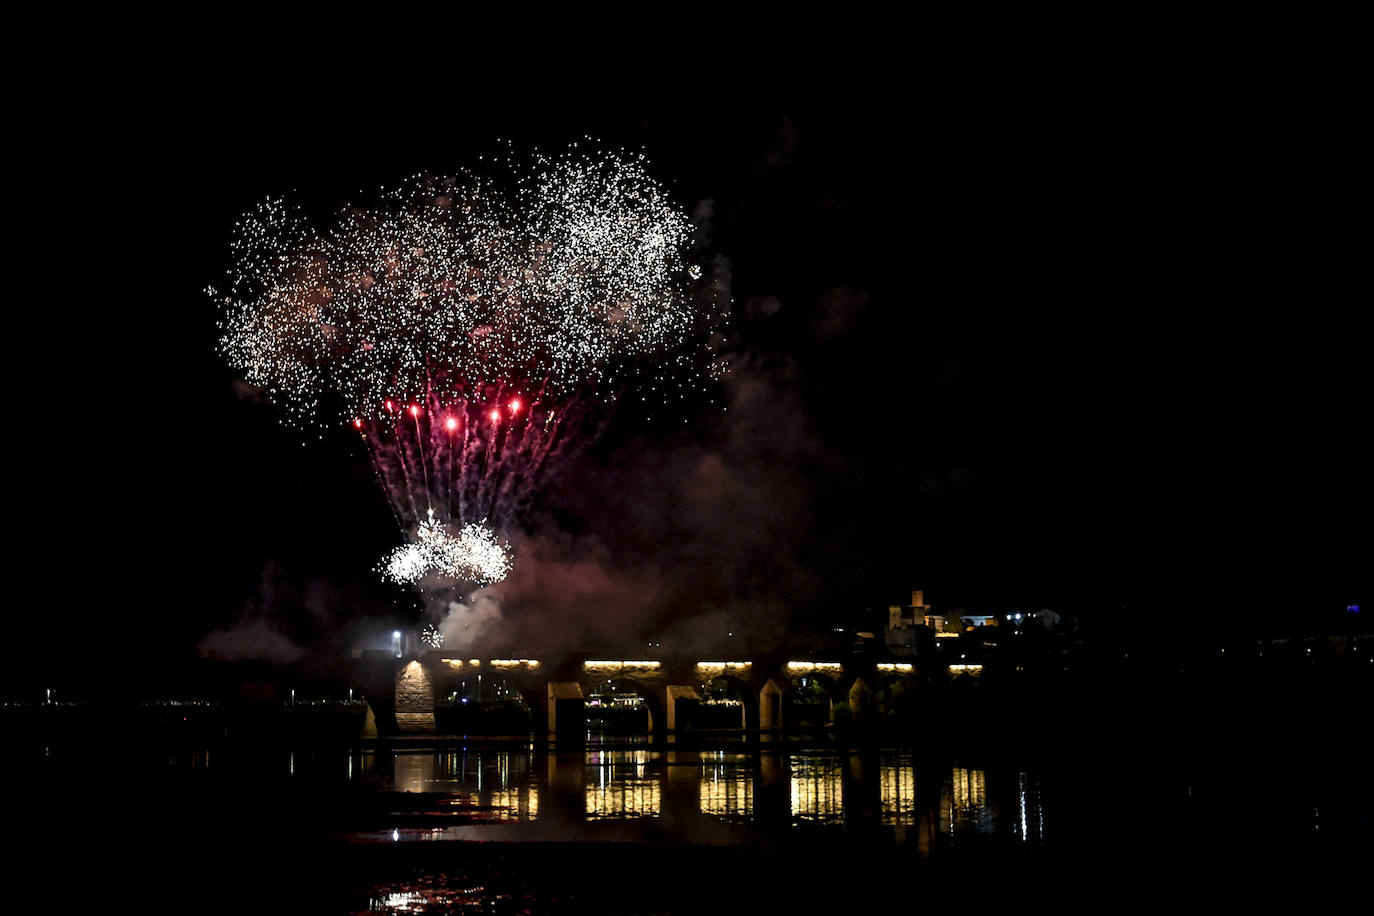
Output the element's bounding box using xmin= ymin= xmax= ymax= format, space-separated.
xmin=1015 ymin=769 xmax=1046 ymax=843
xmin=699 ymin=750 xmax=753 ymax=820
xmin=880 ymin=759 xmax=917 ymax=827
xmin=318 ymin=746 xmax=1059 ymax=912
xmin=585 ymin=747 xmax=659 ymax=819
xmin=790 ymin=753 xmax=845 ymax=825
xmin=369 ymin=879 xmax=532 ymax=914
xmin=330 ymin=745 xmax=1047 ymax=848
xmin=490 ymin=782 xmax=539 ymax=822
xmin=92 ymin=739 xmax=1048 ymax=851
xmin=383 ymin=748 xmax=543 ymax=823
xmin=944 ymin=766 xmax=992 ymax=835
xmin=394 ymin=750 xmax=434 ymax=793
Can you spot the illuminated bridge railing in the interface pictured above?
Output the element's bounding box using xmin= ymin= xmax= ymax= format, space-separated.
xmin=417 ymin=657 xmax=922 ymax=677
xmin=582 ymin=661 xmax=662 ymax=673
xmin=785 ymin=662 xmax=844 ymax=674
xmin=439 ymin=658 xmax=541 ymax=670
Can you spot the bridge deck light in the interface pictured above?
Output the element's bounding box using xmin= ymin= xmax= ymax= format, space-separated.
xmin=583 ymin=660 xmax=661 ymax=671
xmin=696 ymin=661 xmax=752 ymax=672
xmin=787 ymin=662 xmax=843 ymax=672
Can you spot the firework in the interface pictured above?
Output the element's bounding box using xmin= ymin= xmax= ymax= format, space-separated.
xmin=213 ymin=146 xmax=721 ymax=584
xmin=381 ymin=515 xmax=513 ymax=586
xmin=419 ymin=623 xmax=443 ymax=648
xmin=215 ymin=149 xmax=704 ymax=424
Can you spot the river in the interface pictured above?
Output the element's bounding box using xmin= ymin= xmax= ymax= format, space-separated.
xmin=10 ymin=719 xmax=1370 ymax=913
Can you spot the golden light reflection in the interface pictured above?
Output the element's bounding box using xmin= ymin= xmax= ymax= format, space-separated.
xmin=699 ymin=750 xmax=753 ymax=819
xmin=394 ymin=751 xmax=436 ymax=793
xmin=790 ymin=754 xmax=844 ymax=824
xmin=490 ymin=786 xmax=539 ymax=821
xmin=786 ymin=662 xmax=843 ymax=673
xmin=943 ymin=766 xmax=993 ymax=835
xmin=424 ymin=751 xmax=541 ymax=822
xmin=585 ymin=776 xmax=661 ymax=818
xmin=585 ymin=748 xmax=660 ymax=819
xmin=876 ymin=662 xmax=914 ymax=672
xmin=880 ymin=762 xmax=916 ymax=826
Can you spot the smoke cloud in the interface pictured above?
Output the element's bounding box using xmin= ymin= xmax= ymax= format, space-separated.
xmin=436 ymin=595 xmax=506 ymax=653
xmin=417 ymin=354 xmax=828 ymax=658
xmin=198 ymin=616 xmax=304 ymax=665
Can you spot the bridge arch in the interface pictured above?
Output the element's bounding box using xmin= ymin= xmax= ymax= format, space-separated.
xmin=782 ymin=671 xmax=844 ymax=728
xmin=584 ymin=676 xmax=666 ymax=736
xmin=438 ymin=673 xmax=539 ymax=734
xmin=697 ymin=674 xmax=755 ymax=730
xmin=870 ymin=671 xmax=920 ymax=724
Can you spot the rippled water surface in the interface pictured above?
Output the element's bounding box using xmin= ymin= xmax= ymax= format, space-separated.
xmin=14 ymin=730 xmax=1371 ymax=913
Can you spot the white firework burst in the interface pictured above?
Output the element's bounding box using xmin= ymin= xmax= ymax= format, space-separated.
xmin=381 ymin=517 xmax=513 ymax=586
xmin=214 ymin=145 xmax=728 ymax=590
xmin=213 ymin=148 xmax=705 ymax=425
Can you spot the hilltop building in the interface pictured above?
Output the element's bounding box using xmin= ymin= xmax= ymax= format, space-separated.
xmin=885 ymin=590 xmax=934 ymax=655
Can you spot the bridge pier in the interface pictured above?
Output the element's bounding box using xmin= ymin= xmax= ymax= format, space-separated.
xmin=848 ymin=676 xmax=872 ymax=714
xmin=548 ymin=682 xmax=585 ymax=738
xmin=395 ymin=660 xmax=436 ymax=733
xmin=666 ymin=685 xmax=700 ymax=732
xmin=759 ymin=679 xmax=785 ymax=731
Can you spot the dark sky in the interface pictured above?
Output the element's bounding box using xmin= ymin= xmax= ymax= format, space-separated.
xmin=7 ymin=43 xmax=1365 ymax=688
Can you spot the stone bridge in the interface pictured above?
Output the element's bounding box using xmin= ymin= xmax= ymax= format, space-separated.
xmin=351 ymin=646 xmax=926 ymax=737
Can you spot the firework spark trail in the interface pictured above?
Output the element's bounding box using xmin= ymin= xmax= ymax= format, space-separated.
xmin=409 ymin=406 xmax=431 ymax=516
xmin=215 ymin=146 xmax=724 ymax=585
xmin=347 ymin=391 xmax=583 ymax=582
xmin=359 ymin=421 xmax=406 ymax=535
xmin=475 ymin=386 xmax=504 ymax=524
xmin=457 ymin=411 xmax=476 ymax=524
xmin=390 ymin=410 xmax=423 ymax=527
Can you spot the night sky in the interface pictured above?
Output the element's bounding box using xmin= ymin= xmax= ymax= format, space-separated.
xmin=7 ymin=47 xmax=1365 ymax=690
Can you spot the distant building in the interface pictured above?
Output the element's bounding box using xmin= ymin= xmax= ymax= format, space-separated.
xmin=960 ymin=614 xmax=999 ymax=628
xmin=885 ymin=590 xmax=1067 ymax=648
xmin=886 ymin=590 xmax=933 ymax=654
xmin=1003 ymin=608 xmax=1062 ymax=628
